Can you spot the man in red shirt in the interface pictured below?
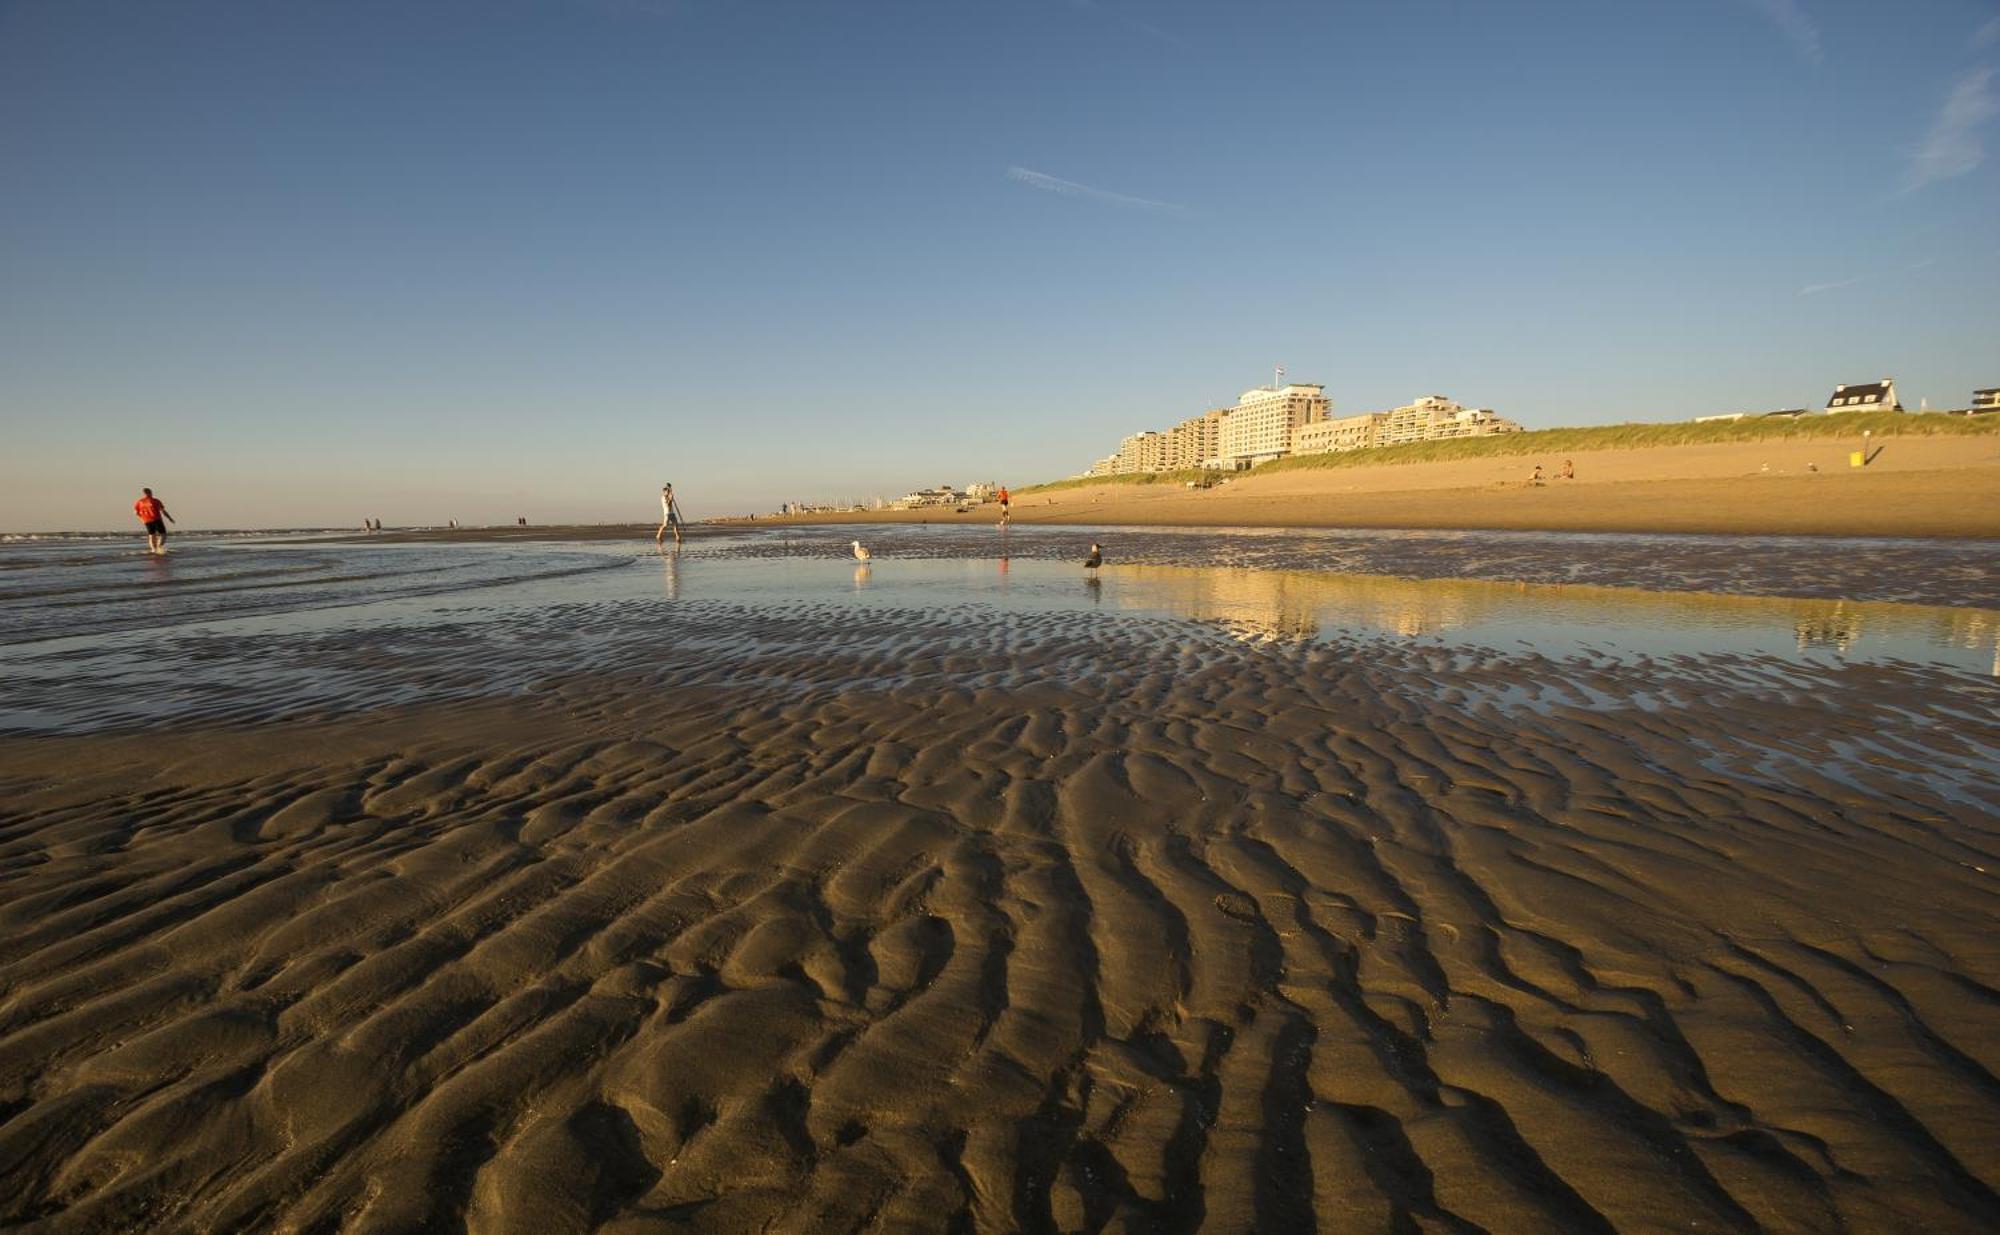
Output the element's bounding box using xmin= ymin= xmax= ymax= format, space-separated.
xmin=133 ymin=487 xmax=175 ymax=555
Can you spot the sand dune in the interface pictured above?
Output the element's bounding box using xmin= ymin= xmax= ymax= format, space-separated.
xmin=2 ymin=599 xmax=1996 ymax=1232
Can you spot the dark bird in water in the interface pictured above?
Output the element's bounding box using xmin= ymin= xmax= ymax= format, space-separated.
xmin=1084 ymin=542 xmax=1102 ymax=570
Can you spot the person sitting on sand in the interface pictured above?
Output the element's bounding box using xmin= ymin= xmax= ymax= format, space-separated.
xmin=656 ymin=483 xmax=684 ymax=546
xmin=1530 ymin=465 xmax=1545 ymax=486
xmin=134 ymin=487 xmax=175 ymax=555
xmin=1560 ymin=459 xmax=1574 ymax=480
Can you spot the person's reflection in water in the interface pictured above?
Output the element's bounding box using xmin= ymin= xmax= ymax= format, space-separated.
xmin=853 ymin=563 xmax=871 ymax=591
xmin=1086 ymin=574 xmax=1102 ymax=603
xmin=659 ymin=544 xmax=681 ymax=601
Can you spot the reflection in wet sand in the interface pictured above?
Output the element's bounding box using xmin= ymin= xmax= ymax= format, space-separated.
xmin=1103 ymin=562 xmax=2000 ymax=672
xmin=1795 ymin=607 xmax=1859 ymax=654
xmin=1944 ymin=608 xmax=2000 ymax=675
xmin=659 ymin=546 xmax=681 ymax=600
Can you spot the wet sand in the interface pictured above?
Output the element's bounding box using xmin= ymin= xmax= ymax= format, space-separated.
xmin=337 ymin=523 xmax=2000 ymax=610
xmin=1 ymin=536 xmax=1997 ymax=1231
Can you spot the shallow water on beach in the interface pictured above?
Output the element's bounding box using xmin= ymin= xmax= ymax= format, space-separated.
xmin=0 ymin=528 xmax=1995 ymax=737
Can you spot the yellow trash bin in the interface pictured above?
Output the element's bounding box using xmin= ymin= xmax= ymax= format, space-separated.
xmin=1849 ymin=451 xmax=1865 ymax=468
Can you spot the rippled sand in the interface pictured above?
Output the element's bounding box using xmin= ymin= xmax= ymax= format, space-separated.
xmin=1 ymin=538 xmax=1997 ymax=1232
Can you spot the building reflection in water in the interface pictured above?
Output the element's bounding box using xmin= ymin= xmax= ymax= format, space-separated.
xmin=1098 ymin=564 xmax=2000 ymax=673
xmin=1938 ymin=608 xmax=2000 ymax=676
xmin=1105 ymin=565 xmax=1485 ymax=644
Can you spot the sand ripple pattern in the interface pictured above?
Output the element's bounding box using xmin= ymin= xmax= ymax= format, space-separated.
xmin=2 ymin=610 xmax=1998 ymax=1232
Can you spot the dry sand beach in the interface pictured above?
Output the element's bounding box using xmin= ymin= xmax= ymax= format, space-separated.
xmin=1 ymin=528 xmax=1997 ymax=1232
xmin=756 ymin=436 xmax=2000 ymax=539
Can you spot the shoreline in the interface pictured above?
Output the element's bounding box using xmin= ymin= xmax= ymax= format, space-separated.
xmin=297 ymin=522 xmax=2000 ymax=611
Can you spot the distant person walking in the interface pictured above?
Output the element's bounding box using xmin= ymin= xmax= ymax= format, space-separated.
xmin=656 ymin=483 xmax=684 ymax=545
xmin=133 ymin=487 xmax=174 ymax=555
xmin=997 ymin=485 xmax=1011 ymax=518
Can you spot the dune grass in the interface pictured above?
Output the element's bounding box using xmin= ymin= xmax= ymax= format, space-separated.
xmin=1018 ymin=468 xmax=1224 ymax=495
xmin=1023 ymin=413 xmax=1997 ymax=491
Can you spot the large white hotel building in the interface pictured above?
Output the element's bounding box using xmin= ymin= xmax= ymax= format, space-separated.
xmin=1218 ymin=384 xmax=1330 ymax=466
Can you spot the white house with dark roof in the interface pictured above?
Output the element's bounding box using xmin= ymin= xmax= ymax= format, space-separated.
xmin=1972 ymin=387 xmax=1999 ymax=413
xmin=1824 ymin=378 xmax=1901 ymax=414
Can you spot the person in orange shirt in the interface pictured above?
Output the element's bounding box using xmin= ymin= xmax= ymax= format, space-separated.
xmin=133 ymin=487 xmax=175 ymax=555
xmin=997 ymin=485 xmax=1011 ymax=525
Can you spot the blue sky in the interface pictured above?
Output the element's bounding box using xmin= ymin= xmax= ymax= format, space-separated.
xmin=3 ymin=0 xmax=1997 ymax=529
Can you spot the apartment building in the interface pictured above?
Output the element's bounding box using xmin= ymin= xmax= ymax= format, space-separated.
xmin=1375 ymin=395 xmax=1521 ymax=446
xmin=1218 ymin=384 xmax=1330 ymax=466
xmin=1118 ymin=430 xmax=1168 ymax=475
xmin=1429 ymin=406 xmax=1523 ymax=439
xmin=1292 ymin=412 xmax=1385 ymax=456
xmin=1167 ymin=409 xmax=1230 ymax=470
xmin=1088 ymin=454 xmax=1122 ymax=477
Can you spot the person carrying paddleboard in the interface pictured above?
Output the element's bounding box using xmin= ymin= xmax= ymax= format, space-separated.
xmin=656 ymin=483 xmax=685 ymax=546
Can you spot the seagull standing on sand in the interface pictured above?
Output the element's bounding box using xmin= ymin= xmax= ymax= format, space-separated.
xmin=852 ymin=540 xmax=872 ymax=563
xmin=1084 ymin=542 xmax=1102 ymax=570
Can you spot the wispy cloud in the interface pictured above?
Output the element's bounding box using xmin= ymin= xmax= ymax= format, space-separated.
xmin=1977 ymin=16 xmax=2000 ymax=50
xmin=1796 ymin=273 xmax=1869 ymax=297
xmin=569 ymin=0 xmax=685 ymax=18
xmin=1798 ymin=257 xmax=1935 ymax=297
xmin=1906 ymin=66 xmax=1999 ymax=190
xmin=1066 ymin=0 xmax=1183 ymax=47
xmin=1742 ymin=0 xmax=1823 ymax=64
xmin=1006 ymin=166 xmax=1189 ymax=215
